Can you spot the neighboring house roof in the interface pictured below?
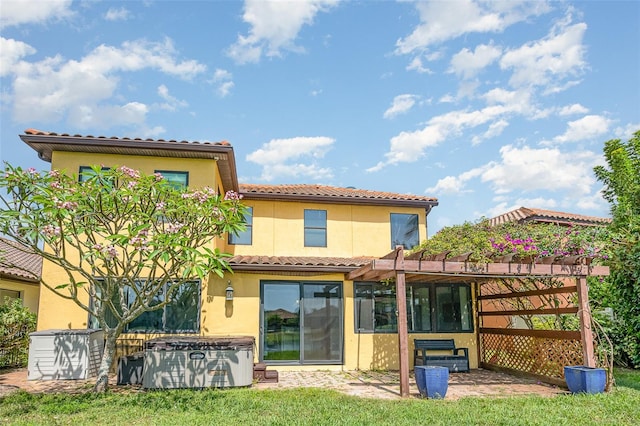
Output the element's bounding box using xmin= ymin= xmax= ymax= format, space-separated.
xmin=229 ymin=255 xmax=373 ymax=273
xmin=489 ymin=207 xmax=611 ymax=227
xmin=0 ymin=237 xmax=42 ymax=283
xmin=20 ymin=129 xmax=239 ymax=192
xmin=239 ymin=184 xmax=438 ymax=208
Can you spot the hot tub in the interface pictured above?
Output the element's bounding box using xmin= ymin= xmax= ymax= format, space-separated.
xmin=142 ymin=336 xmax=254 ymax=389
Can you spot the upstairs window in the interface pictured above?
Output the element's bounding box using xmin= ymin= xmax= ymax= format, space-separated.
xmin=390 ymin=213 xmax=419 ymax=249
xmin=304 ymin=209 xmax=327 ymax=247
xmin=229 ymin=206 xmax=253 ymax=245
xmin=155 ymin=170 xmax=189 ymax=189
xmin=78 ymin=166 xmax=111 ymax=184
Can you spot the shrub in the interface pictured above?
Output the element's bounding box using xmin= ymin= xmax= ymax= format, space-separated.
xmin=0 ymin=297 xmax=36 ymax=368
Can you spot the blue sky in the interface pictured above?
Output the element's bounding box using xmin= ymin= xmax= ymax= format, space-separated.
xmin=1 ymin=0 xmax=639 ymax=235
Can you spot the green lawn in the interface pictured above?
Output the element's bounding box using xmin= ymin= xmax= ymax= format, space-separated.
xmin=1 ymin=370 xmax=638 ymax=426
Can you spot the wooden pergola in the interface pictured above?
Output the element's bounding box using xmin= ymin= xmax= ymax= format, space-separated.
xmin=346 ymin=246 xmax=610 ymax=397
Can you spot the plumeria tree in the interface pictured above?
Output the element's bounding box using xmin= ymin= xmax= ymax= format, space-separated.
xmin=0 ymin=164 xmax=247 ymax=391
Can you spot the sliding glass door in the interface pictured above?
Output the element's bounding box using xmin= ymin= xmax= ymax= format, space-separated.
xmin=261 ymin=281 xmax=343 ymax=364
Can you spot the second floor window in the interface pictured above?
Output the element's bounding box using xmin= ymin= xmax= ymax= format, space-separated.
xmin=229 ymin=206 xmax=253 ymax=245
xmin=78 ymin=166 xmax=111 ymax=184
xmin=304 ymin=209 xmax=327 ymax=247
xmin=155 ymin=170 xmax=189 ymax=189
xmin=390 ymin=213 xmax=419 ymax=249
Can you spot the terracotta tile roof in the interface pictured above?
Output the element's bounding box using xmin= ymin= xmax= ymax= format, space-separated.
xmin=239 ymin=184 xmax=438 ymax=207
xmin=489 ymin=207 xmax=611 ymax=227
xmin=0 ymin=237 xmax=42 ymax=282
xmin=20 ymin=129 xmax=239 ymax=192
xmin=23 ymin=128 xmax=231 ymax=147
xmin=229 ymin=255 xmax=373 ymax=272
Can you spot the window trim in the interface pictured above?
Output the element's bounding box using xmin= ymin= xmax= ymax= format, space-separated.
xmin=304 ymin=209 xmax=327 ymax=247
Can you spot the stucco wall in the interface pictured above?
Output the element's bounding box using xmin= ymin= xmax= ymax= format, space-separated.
xmin=0 ymin=276 xmax=40 ymax=314
xmin=225 ymin=199 xmax=428 ymax=258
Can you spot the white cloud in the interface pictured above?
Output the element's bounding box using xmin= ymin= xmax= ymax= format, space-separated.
xmin=226 ymin=0 xmax=339 ymax=64
xmin=105 ymin=7 xmax=131 ymax=21
xmin=246 ymin=136 xmax=335 ymax=181
xmin=500 ymin=14 xmax=587 ymax=91
xmin=480 ymin=145 xmax=599 ymax=195
xmin=372 ymin=84 xmax=548 ymax=171
xmin=0 ymin=37 xmax=36 ymax=77
xmin=383 ymin=94 xmax=419 ymax=119
xmin=395 ymin=0 xmax=550 ymax=54
xmin=211 ymin=68 xmax=234 ymax=97
xmin=4 ymin=38 xmax=206 ymax=128
xmin=438 ymin=94 xmax=455 ymax=104
xmin=157 ymin=84 xmax=188 ymax=111
xmin=552 ymin=115 xmax=611 ymax=144
xmin=614 ymin=123 xmax=640 ymax=140
xmin=425 ymin=168 xmax=484 ymax=194
xmin=558 ymin=103 xmax=589 ymax=116
xmin=449 ymin=43 xmax=502 ymax=79
xmin=371 ymin=100 xmax=527 ymax=171
xmin=0 ymin=0 xmax=74 ymax=28
xmin=427 ymin=144 xmax=600 ymax=198
xmin=67 ymin=102 xmax=149 ymax=129
xmin=406 ymin=57 xmax=433 ymax=74
xmin=471 ymin=119 xmax=509 ymax=145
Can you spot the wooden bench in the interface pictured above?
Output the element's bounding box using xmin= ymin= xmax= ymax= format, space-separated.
xmin=413 ymin=339 xmax=470 ymax=372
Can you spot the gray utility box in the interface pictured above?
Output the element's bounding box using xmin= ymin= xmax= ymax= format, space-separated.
xmin=143 ymin=336 xmax=254 ymax=389
xmin=28 ymin=329 xmax=104 ymax=380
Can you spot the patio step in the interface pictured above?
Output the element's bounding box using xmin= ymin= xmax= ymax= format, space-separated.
xmin=253 ymin=363 xmax=279 ymax=383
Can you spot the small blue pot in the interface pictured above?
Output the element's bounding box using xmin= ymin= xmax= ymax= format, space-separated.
xmin=564 ymin=366 xmax=606 ymax=394
xmin=415 ymin=366 xmax=448 ymax=399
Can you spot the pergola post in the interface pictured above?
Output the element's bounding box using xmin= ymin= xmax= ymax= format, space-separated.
xmin=576 ymin=276 xmax=596 ymax=367
xmin=394 ymin=246 xmax=410 ymax=397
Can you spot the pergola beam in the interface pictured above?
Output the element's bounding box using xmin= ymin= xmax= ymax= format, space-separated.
xmin=346 ymin=257 xmax=609 ymax=282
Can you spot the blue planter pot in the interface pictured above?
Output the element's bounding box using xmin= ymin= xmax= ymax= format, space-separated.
xmin=564 ymin=366 xmax=606 ymax=394
xmin=415 ymin=366 xmax=449 ymax=399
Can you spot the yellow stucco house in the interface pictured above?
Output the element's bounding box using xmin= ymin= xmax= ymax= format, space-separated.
xmin=20 ymin=129 xmax=489 ymax=372
xmin=0 ymin=237 xmax=41 ymax=314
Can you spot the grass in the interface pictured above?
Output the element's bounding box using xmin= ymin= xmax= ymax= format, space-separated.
xmin=1 ymin=371 xmax=638 ymax=426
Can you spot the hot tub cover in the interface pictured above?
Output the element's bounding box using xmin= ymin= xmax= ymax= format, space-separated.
xmin=145 ymin=336 xmax=254 ymax=351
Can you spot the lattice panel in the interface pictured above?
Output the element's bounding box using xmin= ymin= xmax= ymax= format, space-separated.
xmin=481 ymin=333 xmax=583 ymax=380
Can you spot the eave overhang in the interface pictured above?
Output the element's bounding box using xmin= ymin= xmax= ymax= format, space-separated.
xmin=20 ymin=132 xmax=239 ymax=192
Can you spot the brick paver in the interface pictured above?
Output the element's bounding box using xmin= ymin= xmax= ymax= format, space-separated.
xmin=255 ymin=369 xmax=566 ymax=399
xmin=1 ymin=367 xmax=566 ymax=400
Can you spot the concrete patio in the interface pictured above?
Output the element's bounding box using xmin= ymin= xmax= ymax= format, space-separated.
xmin=0 ymin=367 xmax=566 ymax=400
